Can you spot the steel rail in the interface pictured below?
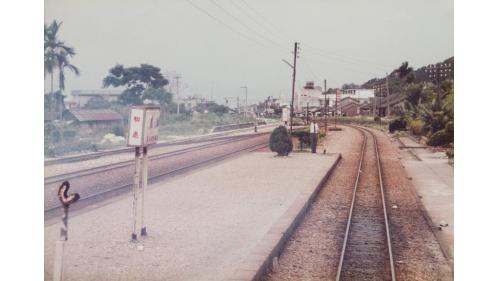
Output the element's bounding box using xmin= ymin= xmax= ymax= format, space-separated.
xmin=335 ymin=125 xmax=367 ymax=281
xmin=44 ymin=135 xmax=259 ymax=185
xmin=44 ymin=131 xmax=270 ymax=166
xmin=335 ymin=125 xmax=396 ymax=281
xmin=45 ymin=141 xmax=268 ymax=214
xmin=367 ymin=127 xmax=397 ymax=281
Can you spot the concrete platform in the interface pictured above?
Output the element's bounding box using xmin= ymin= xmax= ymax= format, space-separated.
xmin=399 ymin=136 xmax=454 ymax=261
xmin=44 ymin=151 xmax=340 ymax=281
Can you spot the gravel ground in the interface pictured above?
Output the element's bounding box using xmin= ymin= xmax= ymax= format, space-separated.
xmin=338 ymin=130 xmax=391 ymax=281
xmin=368 ymin=128 xmax=453 ymax=281
xmin=263 ymin=126 xmax=452 ymax=281
xmin=263 ymin=126 xmax=363 ymax=280
xmin=44 ymin=134 xmax=269 ymax=212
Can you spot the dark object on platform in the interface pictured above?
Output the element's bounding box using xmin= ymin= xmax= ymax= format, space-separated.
xmin=389 ymin=118 xmax=407 ymax=133
xmin=58 ymin=181 xmax=80 ymax=207
xmin=310 ymin=133 xmax=318 ymax=153
xmin=291 ymin=130 xmax=312 ymax=147
xmin=329 ymin=127 xmax=342 ymax=131
xmin=269 ymin=126 xmax=293 ymax=156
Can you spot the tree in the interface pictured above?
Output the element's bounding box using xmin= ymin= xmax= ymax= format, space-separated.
xmin=84 ymin=96 xmax=111 ymax=109
xmin=143 ymin=87 xmax=173 ymax=116
xmin=103 ymin=64 xmax=169 ymax=106
xmin=394 ymin=61 xmax=415 ymax=84
xmin=44 ymin=20 xmax=79 ymax=117
xmin=194 ymin=102 xmax=229 ymax=116
xmin=341 ymin=83 xmax=360 ymax=90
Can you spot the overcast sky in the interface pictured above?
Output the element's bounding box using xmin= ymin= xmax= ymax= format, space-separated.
xmin=45 ymin=0 xmax=453 ymax=105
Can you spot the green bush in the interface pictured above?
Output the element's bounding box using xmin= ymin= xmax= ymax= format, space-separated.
xmin=445 ymin=121 xmax=454 ymax=142
xmin=374 ymin=116 xmax=381 ymax=122
xmin=269 ymin=126 xmax=293 ymax=156
xmin=291 ymin=130 xmax=311 ymax=147
xmin=389 ymin=118 xmax=407 ymax=133
xmin=427 ymin=129 xmax=453 ymax=146
xmin=409 ymin=120 xmax=425 ymax=136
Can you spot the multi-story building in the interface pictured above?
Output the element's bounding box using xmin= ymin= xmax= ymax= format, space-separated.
xmin=295 ymin=81 xmax=323 ymax=112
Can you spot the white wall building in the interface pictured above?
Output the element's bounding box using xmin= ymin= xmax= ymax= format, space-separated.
xmin=296 ymin=81 xmax=323 ymax=112
xmin=341 ymin=88 xmax=375 ymax=104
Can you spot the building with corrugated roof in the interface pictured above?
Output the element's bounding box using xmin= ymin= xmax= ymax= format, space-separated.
xmin=66 ymin=109 xmax=123 ymax=130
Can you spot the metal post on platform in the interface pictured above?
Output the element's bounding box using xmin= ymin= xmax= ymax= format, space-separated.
xmin=131 ymin=147 xmax=141 ymax=241
xmin=306 ymin=103 xmax=309 ymax=125
xmin=140 ymin=146 xmax=148 ymax=236
xmin=53 ymin=181 xmax=79 ymax=281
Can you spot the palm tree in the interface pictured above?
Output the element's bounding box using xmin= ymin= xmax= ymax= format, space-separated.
xmin=44 ymin=20 xmax=79 ymax=118
xmin=56 ymin=53 xmax=80 ymax=118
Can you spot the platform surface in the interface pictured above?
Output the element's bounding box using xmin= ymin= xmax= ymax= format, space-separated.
xmin=44 ymin=150 xmax=340 ymax=281
xmin=400 ymin=136 xmax=454 ymax=260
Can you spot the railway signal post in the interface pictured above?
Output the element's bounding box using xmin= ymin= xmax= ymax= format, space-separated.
xmin=127 ymin=105 xmax=160 ymax=242
xmin=53 ymin=181 xmax=80 ymax=281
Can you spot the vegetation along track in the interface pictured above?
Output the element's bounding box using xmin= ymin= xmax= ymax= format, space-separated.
xmin=335 ymin=125 xmax=396 ymax=281
xmin=44 ymin=133 xmax=269 ymax=215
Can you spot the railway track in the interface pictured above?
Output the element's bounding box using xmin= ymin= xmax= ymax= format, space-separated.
xmin=44 ymin=134 xmax=259 ymax=184
xmin=44 ymin=131 xmax=270 ymax=166
xmin=44 ymin=134 xmax=269 ymax=216
xmin=335 ymin=125 xmax=396 ymax=281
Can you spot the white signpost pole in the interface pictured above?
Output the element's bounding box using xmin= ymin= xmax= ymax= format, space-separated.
xmin=140 ymin=146 xmax=148 ymax=236
xmin=127 ymin=106 xmax=160 ymax=243
xmin=131 ymin=146 xmax=141 ymax=241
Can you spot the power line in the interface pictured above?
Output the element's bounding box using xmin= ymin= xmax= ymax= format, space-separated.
xmin=236 ymin=1 xmax=394 ymax=72
xmin=183 ymin=0 xmax=284 ymax=57
xmin=208 ymin=0 xmax=289 ymax=52
xmin=239 ymin=0 xmax=296 ymax=43
xmin=301 ymin=56 xmax=319 ymax=81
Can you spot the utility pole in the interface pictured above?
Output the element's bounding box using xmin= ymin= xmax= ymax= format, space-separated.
xmin=334 ymin=89 xmax=339 ymax=129
xmin=241 ymin=86 xmax=248 ymax=118
xmin=174 ymin=75 xmax=181 ymax=115
xmin=385 ymin=73 xmax=391 ymax=116
xmin=323 ymin=79 xmax=328 ymax=132
xmin=211 ymin=81 xmax=214 ymax=102
xmin=237 ymin=96 xmax=240 ymax=114
xmin=290 ymin=42 xmax=299 ymax=133
xmin=306 ymin=102 xmax=309 ymax=125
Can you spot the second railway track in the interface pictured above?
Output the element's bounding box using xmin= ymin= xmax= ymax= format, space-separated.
xmin=45 ymin=133 xmax=269 ymax=217
xmin=335 ymin=125 xmax=396 ymax=281
xmin=44 ymin=134 xmax=260 ymax=184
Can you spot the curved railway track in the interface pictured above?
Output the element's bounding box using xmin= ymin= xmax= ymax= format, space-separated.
xmin=45 ymin=133 xmax=269 ymax=216
xmin=335 ymin=125 xmax=396 ymax=281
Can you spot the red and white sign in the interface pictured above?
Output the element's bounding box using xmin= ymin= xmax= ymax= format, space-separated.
xmin=127 ymin=105 xmax=161 ymax=147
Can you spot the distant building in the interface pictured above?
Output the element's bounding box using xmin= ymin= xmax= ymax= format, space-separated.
xmin=70 ymin=89 xmax=123 ymax=107
xmin=182 ymin=96 xmax=207 ymax=111
xmin=296 ymin=81 xmax=323 ymax=112
xmin=341 ymin=88 xmax=374 ymax=104
xmin=65 ymin=109 xmax=123 ymax=131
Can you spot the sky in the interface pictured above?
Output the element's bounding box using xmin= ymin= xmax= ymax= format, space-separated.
xmin=44 ymin=0 xmax=453 ymax=106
